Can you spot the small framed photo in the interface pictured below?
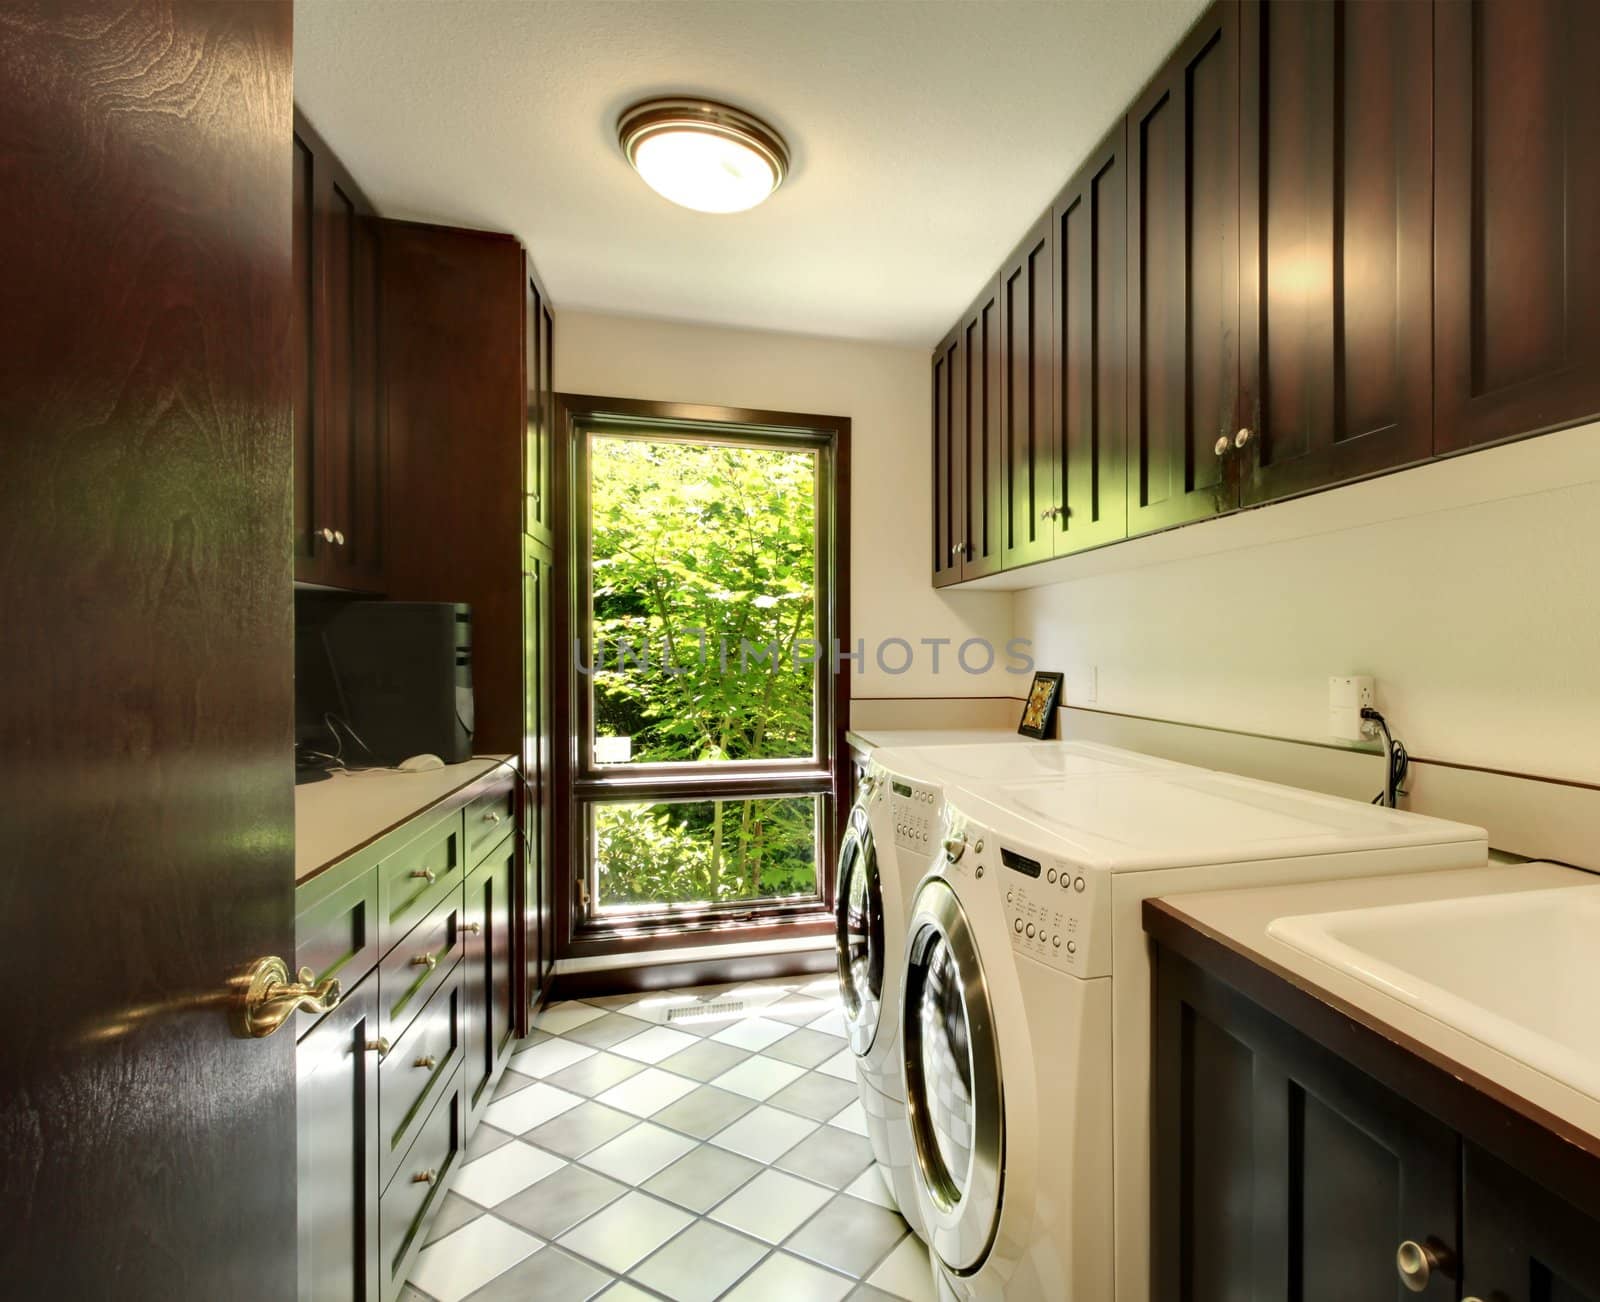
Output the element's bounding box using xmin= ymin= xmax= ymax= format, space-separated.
xmin=1018 ymin=671 xmax=1064 ymax=739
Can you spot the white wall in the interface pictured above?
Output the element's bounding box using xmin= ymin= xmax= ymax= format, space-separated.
xmin=1013 ymin=422 xmax=1600 ymax=786
xmin=555 ymin=309 xmax=1013 ymax=701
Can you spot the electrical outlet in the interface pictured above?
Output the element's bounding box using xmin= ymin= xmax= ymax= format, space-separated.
xmin=1328 ymin=675 xmax=1376 ymax=741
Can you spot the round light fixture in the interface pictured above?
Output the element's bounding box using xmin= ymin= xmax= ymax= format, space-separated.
xmin=617 ymin=97 xmax=789 ymax=214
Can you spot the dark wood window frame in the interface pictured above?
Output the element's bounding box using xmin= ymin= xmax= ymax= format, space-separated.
xmin=553 ymin=393 xmax=851 ymax=959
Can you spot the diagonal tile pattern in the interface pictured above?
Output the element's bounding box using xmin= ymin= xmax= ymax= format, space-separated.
xmin=406 ymin=975 xmax=936 ymax=1301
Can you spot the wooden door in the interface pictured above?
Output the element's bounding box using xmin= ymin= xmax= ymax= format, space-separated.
xmin=1435 ymin=0 xmax=1600 ymax=452
xmin=1052 ymin=122 xmax=1129 ymax=556
xmin=1462 ymin=1144 xmax=1600 ymax=1301
xmin=1128 ymin=1 xmax=1243 ymax=536
xmin=1239 ymin=0 xmax=1434 ymax=504
xmin=0 ymin=2 xmax=299 ymax=1295
xmin=297 ymin=981 xmax=380 ymax=1302
xmin=999 ymin=212 xmax=1055 ymax=569
xmin=959 ymin=277 xmax=1004 ymax=579
xmin=931 ymin=328 xmax=964 ymax=586
xmin=525 ymin=268 xmax=556 ymax=547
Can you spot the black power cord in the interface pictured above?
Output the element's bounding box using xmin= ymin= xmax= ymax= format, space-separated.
xmin=1361 ymin=707 xmax=1409 ymax=808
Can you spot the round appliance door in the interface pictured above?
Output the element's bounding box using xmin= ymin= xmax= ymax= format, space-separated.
xmin=835 ymin=803 xmax=885 ymax=1056
xmin=903 ymin=878 xmax=1004 ymax=1275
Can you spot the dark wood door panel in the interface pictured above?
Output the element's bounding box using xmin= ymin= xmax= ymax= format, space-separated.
xmin=0 ymin=2 xmax=297 ymax=1294
xmin=931 ymin=328 xmax=963 ymax=586
xmin=1052 ymin=121 xmax=1129 ymax=556
xmin=1464 ymin=1144 xmax=1600 ymax=1302
xmin=1000 ymin=212 xmax=1055 ymax=569
xmin=1436 ymin=0 xmax=1600 ymax=451
xmin=1241 ymin=0 xmax=1434 ymax=503
xmin=1128 ymin=2 xmax=1243 ymax=537
xmin=960 ymin=277 xmax=1003 ymax=578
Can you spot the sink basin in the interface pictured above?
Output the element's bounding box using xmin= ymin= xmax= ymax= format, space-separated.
xmin=1267 ymin=883 xmax=1600 ymax=1102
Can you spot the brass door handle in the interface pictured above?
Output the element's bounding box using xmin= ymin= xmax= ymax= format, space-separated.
xmin=234 ymin=957 xmax=341 ymax=1038
xmin=410 ymin=952 xmax=438 ymax=971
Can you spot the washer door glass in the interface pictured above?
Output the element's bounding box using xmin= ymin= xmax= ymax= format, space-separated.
xmin=835 ymin=806 xmax=884 ymax=1053
xmin=904 ymin=880 xmax=1004 ymax=1273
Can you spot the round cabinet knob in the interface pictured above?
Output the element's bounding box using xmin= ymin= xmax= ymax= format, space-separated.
xmin=333 ymin=530 xmax=346 ymax=545
xmin=1234 ymin=427 xmax=1253 ymax=449
xmin=1213 ymin=435 xmax=1230 ymax=457
xmin=462 ymin=921 xmax=482 ymax=935
xmin=321 ymin=527 xmax=335 ymax=542
xmin=1395 ymin=1240 xmax=1446 ymax=1293
xmin=412 ymin=1169 xmax=437 ymax=1185
xmin=415 ymin=1055 xmax=438 ymax=1070
xmin=365 ymin=1037 xmax=391 ymax=1056
xmin=484 ymin=811 xmax=502 ymax=823
xmin=410 ymin=868 xmax=437 ymax=884
xmin=410 ymin=952 xmax=438 ymax=971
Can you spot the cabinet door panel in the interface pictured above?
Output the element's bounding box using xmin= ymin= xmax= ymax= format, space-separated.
xmin=297 ymin=979 xmax=380 ymax=1302
xmin=1128 ymin=3 xmax=1242 ymax=536
xmin=464 ymin=844 xmax=517 ymax=1132
xmin=1463 ymin=1143 xmax=1600 ymax=1301
xmin=1053 ymin=123 xmax=1128 ymax=555
xmin=1436 ymin=0 xmax=1600 ymax=451
xmin=523 ymin=536 xmax=556 ymax=1013
xmin=524 ymin=273 xmax=556 ymax=546
xmin=1241 ymin=0 xmax=1433 ymax=503
xmin=931 ymin=329 xmax=964 ymax=586
xmin=1000 ymin=213 xmax=1055 ymax=569
xmin=961 ymin=278 xmax=1003 ymax=578
xmin=292 ymin=134 xmax=321 ymax=573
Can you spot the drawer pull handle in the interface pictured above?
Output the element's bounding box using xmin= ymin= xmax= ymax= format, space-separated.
xmin=483 ymin=811 xmax=503 ymax=824
xmin=463 ymin=922 xmax=482 ymax=935
xmin=415 ymin=1054 xmax=438 ymax=1070
xmin=411 ymin=952 xmax=438 ymax=972
xmin=412 ymin=1169 xmax=437 ymax=1185
xmin=366 ymin=1037 xmax=391 ymax=1057
xmin=410 ymin=868 xmax=437 ymax=884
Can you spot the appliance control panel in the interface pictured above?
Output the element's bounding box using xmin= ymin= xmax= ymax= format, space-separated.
xmin=993 ymin=843 xmax=1107 ymax=978
xmin=885 ymin=772 xmax=941 ymax=855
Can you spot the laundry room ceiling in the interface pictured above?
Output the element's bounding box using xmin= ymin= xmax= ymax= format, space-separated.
xmin=294 ymin=0 xmax=1208 ymax=346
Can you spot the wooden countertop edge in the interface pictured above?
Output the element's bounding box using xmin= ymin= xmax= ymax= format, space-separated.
xmin=1142 ymin=896 xmax=1600 ymax=1214
xmin=296 ymin=757 xmax=518 ymax=888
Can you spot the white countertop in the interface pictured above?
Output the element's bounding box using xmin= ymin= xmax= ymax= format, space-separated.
xmin=1154 ymin=860 xmax=1600 ymax=1146
xmin=295 ymin=755 xmax=514 ymax=883
xmin=846 ymin=726 xmax=1027 ymax=752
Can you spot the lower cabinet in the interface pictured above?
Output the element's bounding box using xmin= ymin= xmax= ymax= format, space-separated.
xmin=464 ymin=830 xmax=518 ymax=1132
xmin=1154 ymin=946 xmax=1600 ymax=1302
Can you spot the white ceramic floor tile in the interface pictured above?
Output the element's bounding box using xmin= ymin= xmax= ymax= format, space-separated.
xmin=866 ymin=1232 xmax=936 ymax=1300
xmin=709 ymin=1105 xmax=820 ymax=1163
xmin=709 ymin=1167 xmax=834 ymax=1243
xmin=596 ymin=1066 xmax=698 ymax=1118
xmin=534 ymin=1001 xmax=607 ymax=1035
xmin=595 ymin=1284 xmax=658 ymax=1302
xmin=718 ymin=984 xmax=791 ymax=1010
xmin=720 ymin=1251 xmax=853 ymax=1302
xmin=844 ymin=1165 xmax=899 ymax=1212
xmin=507 ymin=1037 xmax=597 ymax=1080
xmin=581 ymin=1121 xmax=698 ymax=1183
xmin=609 ymin=1023 xmax=701 ymax=1064
xmin=807 ymin=1008 xmax=848 ymax=1038
xmin=815 ymin=1049 xmax=858 ymax=1082
xmin=483 ymin=1081 xmax=584 ymax=1135
xmin=408 ymin=1216 xmax=542 ymax=1302
xmin=555 ymin=1190 xmax=693 ymax=1274
xmin=709 ymin=1016 xmax=797 ymax=1052
xmin=630 ymin=1217 xmax=767 ymax=1302
xmin=452 ymin=1139 xmax=566 ymax=1207
xmin=795 ymin=976 xmax=841 ymax=999
xmin=826 ymin=1098 xmax=870 ymax=1137
xmin=710 ymin=1055 xmax=806 ymax=1101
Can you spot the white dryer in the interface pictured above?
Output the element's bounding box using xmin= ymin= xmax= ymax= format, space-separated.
xmin=835 ymin=742 xmax=1184 ymax=1236
xmin=899 ymin=768 xmax=1488 ymax=1300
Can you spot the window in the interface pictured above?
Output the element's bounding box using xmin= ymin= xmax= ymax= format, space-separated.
xmin=567 ymin=401 xmax=847 ymax=941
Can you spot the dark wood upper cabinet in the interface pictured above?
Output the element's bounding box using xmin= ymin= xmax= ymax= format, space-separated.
xmin=525 ymin=268 xmax=556 ymax=547
xmin=1128 ymin=1 xmax=1243 ymax=538
xmin=931 ymin=328 xmax=963 ymax=587
xmin=1434 ymin=0 xmax=1600 ymax=453
xmin=293 ymin=110 xmax=384 ymax=590
xmin=999 ymin=213 xmax=1056 ymax=569
xmin=961 ymin=277 xmax=1004 ymax=579
xmin=1052 ymin=121 xmax=1129 ymax=555
xmin=1239 ymin=0 xmax=1434 ymax=503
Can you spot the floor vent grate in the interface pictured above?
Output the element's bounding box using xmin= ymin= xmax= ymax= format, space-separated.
xmin=669 ymin=1000 xmax=743 ymax=1022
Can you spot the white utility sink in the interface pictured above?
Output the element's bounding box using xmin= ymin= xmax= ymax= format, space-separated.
xmin=1267 ymin=883 xmax=1600 ymax=1103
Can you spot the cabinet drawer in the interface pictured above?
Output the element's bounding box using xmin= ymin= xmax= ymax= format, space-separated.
xmin=380 ymin=962 xmax=462 ymax=1189
xmin=377 ymin=811 xmax=462 ymax=956
xmin=464 ymin=774 xmax=514 ymax=867
xmin=294 ymin=867 xmax=380 ymax=1038
xmin=378 ymin=884 xmax=462 ymax=1044
xmin=379 ymin=1067 xmax=462 ymax=1302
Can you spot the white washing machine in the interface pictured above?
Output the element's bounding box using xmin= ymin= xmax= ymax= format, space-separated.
xmin=899 ymin=768 xmax=1488 ymax=1300
xmin=836 ymin=741 xmax=1187 ymax=1237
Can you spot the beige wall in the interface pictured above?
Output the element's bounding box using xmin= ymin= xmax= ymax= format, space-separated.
xmin=1013 ymin=421 xmax=1600 ymax=786
xmin=554 ymin=309 xmax=1014 ymax=701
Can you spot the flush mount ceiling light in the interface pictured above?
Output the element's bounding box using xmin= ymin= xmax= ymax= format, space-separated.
xmin=617 ymin=97 xmax=789 ymax=214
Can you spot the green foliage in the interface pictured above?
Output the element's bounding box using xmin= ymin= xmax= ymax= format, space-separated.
xmin=589 ymin=437 xmax=819 ymax=907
